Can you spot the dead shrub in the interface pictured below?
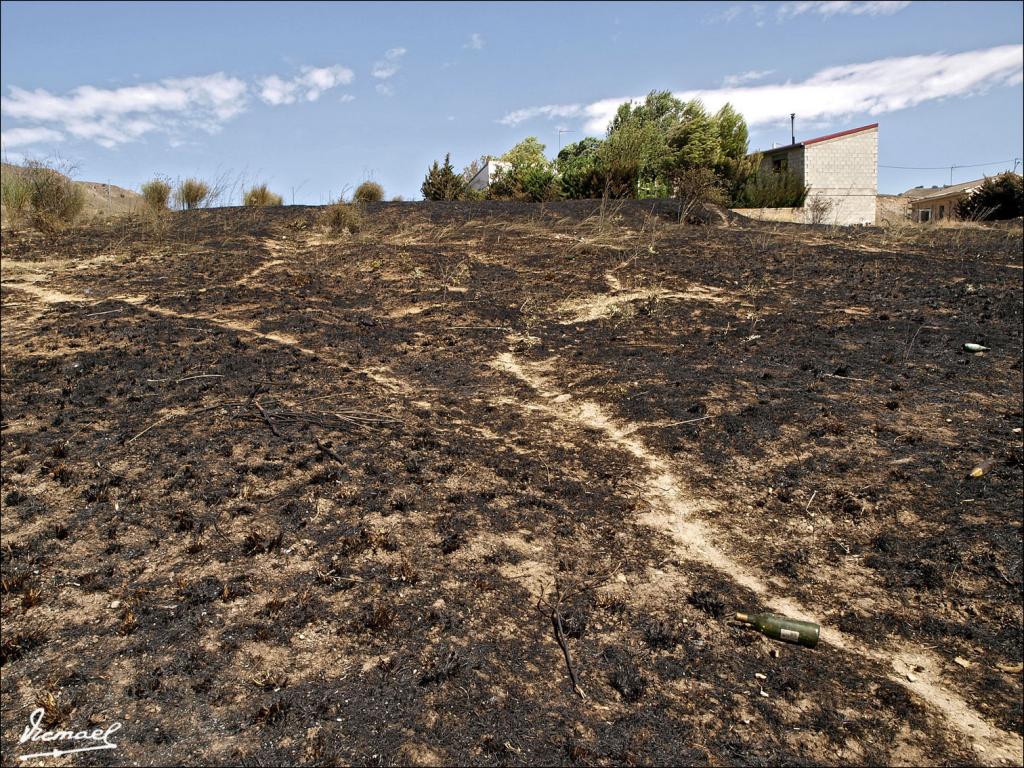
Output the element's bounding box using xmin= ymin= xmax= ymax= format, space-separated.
xmin=806 ymin=194 xmax=834 ymax=225
xmin=323 ymin=200 xmax=363 ymax=234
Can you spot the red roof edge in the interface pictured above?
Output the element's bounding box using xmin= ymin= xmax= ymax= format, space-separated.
xmin=803 ymin=123 xmax=878 ymax=146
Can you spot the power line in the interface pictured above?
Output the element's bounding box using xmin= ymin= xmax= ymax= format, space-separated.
xmin=880 ymin=159 xmax=1016 ymax=170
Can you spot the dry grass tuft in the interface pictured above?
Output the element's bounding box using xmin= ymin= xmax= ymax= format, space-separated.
xmin=243 ymin=184 xmax=284 ymax=207
xmin=175 ymin=178 xmax=210 ymax=210
xmin=140 ymin=179 xmax=172 ymax=211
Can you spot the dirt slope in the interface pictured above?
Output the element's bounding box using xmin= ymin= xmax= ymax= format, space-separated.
xmin=1 ymin=163 xmax=142 ymax=224
xmin=1 ymin=202 xmax=1021 ymax=765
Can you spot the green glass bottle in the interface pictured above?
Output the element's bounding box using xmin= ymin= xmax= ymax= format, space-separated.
xmin=735 ymin=612 xmax=820 ymax=648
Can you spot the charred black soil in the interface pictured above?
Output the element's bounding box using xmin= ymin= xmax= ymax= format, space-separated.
xmin=2 ymin=202 xmax=1022 ymax=766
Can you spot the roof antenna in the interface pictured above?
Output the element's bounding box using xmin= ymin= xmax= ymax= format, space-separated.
xmin=790 ymin=113 xmax=796 ymax=145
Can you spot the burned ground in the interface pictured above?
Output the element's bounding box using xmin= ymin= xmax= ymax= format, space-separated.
xmin=1 ymin=201 xmax=1022 ymax=766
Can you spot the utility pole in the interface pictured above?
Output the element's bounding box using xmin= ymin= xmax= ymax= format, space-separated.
xmin=790 ymin=113 xmax=795 ymax=145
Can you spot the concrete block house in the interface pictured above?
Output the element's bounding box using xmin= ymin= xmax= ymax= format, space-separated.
xmin=755 ymin=123 xmax=879 ymax=225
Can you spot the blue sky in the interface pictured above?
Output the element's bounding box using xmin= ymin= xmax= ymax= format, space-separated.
xmin=2 ymin=1 xmax=1022 ymax=201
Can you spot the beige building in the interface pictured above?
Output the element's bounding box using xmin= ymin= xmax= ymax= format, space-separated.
xmin=754 ymin=123 xmax=879 ymax=225
xmin=903 ymin=179 xmax=986 ymax=222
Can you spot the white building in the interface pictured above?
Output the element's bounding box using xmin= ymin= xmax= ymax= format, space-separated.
xmin=755 ymin=123 xmax=878 ymax=225
xmin=467 ymin=160 xmax=511 ymax=192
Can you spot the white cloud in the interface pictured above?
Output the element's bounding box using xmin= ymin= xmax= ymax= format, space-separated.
xmin=372 ymin=47 xmax=407 ymax=80
xmin=376 ymin=83 xmax=394 ymax=97
xmin=466 ymin=33 xmax=485 ymax=50
xmin=0 ymin=125 xmax=65 ymax=148
xmin=257 ymin=65 xmax=355 ymax=105
xmin=723 ymin=69 xmax=775 ymax=86
xmin=709 ymin=5 xmax=743 ymax=23
xmin=1 ymin=65 xmax=356 ymax=149
xmin=499 ymin=44 xmax=1023 ymax=135
xmin=778 ymin=1 xmax=911 ymax=18
xmin=339 ymin=94 xmax=356 ymax=103
xmin=1 ymin=73 xmax=248 ymax=148
xmin=498 ymin=103 xmax=584 ymax=126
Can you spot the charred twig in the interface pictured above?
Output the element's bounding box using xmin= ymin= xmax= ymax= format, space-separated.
xmin=315 ymin=439 xmax=346 ymax=465
xmin=538 ymin=566 xmax=619 ymax=700
xmin=661 ymin=414 xmax=714 ymax=428
xmin=94 ymin=461 xmax=127 ymax=480
xmin=126 ymin=400 xmax=247 ymax=444
xmin=551 ymin=598 xmax=586 ymax=700
xmin=252 ymin=398 xmax=282 ymax=438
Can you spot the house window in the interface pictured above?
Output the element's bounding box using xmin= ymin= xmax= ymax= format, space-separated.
xmin=772 ymin=158 xmax=788 ymax=173
xmin=938 ymin=205 xmax=945 ymax=220
xmin=919 ymin=209 xmax=931 ymax=223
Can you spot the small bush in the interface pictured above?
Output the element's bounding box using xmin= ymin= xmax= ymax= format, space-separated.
xmin=24 ymin=162 xmax=85 ymax=232
xmin=140 ymin=179 xmax=172 ymax=211
xmin=323 ymin=200 xmax=362 ymax=234
xmin=175 ymin=178 xmax=210 ymax=210
xmin=243 ymin=184 xmax=283 ymax=207
xmin=391 ymin=195 xmax=405 ymax=202
xmin=1 ymin=172 xmax=31 ymax=227
xmin=671 ymin=166 xmax=725 ymax=221
xmin=354 ymin=181 xmax=384 ymax=203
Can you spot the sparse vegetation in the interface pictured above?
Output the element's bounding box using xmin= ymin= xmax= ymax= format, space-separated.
xmin=354 ymin=180 xmax=384 ymax=203
xmin=323 ymin=199 xmax=362 ymax=233
xmin=243 ymin=184 xmax=284 ymax=207
xmin=175 ymin=178 xmax=210 ymax=210
xmin=0 ymin=200 xmax=1020 ymax=765
xmin=140 ymin=179 xmax=172 ymax=211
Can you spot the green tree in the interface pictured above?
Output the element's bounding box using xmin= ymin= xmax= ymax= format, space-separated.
xmin=608 ymin=90 xmax=687 ymax=138
xmin=715 ymin=103 xmax=749 ymax=161
xmin=421 ymin=154 xmax=467 ymax=201
xmin=665 ymin=100 xmax=722 ymax=170
xmin=557 ymin=138 xmax=605 ymax=199
xmin=500 ymin=137 xmax=548 ymax=167
xmin=488 ymin=138 xmax=560 ymax=201
xmin=954 ymin=173 xmax=1023 ymax=220
xmin=604 ymin=91 xmax=686 ymax=196
xmin=598 ymin=120 xmax=664 ymax=198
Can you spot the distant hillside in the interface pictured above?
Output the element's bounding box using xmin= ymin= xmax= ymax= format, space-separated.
xmin=1 ymin=163 xmax=142 ymax=225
